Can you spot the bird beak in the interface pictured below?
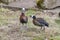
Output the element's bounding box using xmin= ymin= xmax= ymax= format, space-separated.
xmin=30 ymin=15 xmax=34 ymax=18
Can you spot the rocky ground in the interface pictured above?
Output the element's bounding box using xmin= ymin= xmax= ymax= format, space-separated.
xmin=0 ymin=8 xmax=60 ymax=40
xmin=0 ymin=0 xmax=60 ymax=40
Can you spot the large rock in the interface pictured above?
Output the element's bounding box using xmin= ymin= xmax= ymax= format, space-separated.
xmin=44 ymin=0 xmax=60 ymax=8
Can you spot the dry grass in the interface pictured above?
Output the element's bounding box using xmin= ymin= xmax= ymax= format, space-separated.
xmin=0 ymin=8 xmax=60 ymax=40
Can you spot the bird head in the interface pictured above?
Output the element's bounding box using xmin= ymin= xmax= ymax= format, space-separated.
xmin=22 ymin=8 xmax=26 ymax=13
xmin=21 ymin=8 xmax=26 ymax=15
xmin=22 ymin=8 xmax=25 ymax=11
xmin=30 ymin=15 xmax=36 ymax=19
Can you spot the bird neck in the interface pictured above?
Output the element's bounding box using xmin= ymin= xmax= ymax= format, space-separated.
xmin=33 ymin=16 xmax=36 ymax=19
xmin=21 ymin=13 xmax=25 ymax=16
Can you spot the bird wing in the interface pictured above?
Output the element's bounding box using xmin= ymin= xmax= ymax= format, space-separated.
xmin=37 ymin=18 xmax=48 ymax=26
xmin=37 ymin=18 xmax=45 ymax=22
xmin=33 ymin=20 xmax=43 ymax=26
xmin=23 ymin=16 xmax=28 ymax=21
xmin=37 ymin=18 xmax=47 ymax=25
xmin=20 ymin=16 xmax=28 ymax=22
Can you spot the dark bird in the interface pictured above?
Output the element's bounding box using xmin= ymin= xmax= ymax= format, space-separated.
xmin=20 ymin=8 xmax=28 ymax=26
xmin=30 ymin=15 xmax=49 ymax=30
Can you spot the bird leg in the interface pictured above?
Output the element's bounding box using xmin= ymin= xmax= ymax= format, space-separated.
xmin=41 ymin=26 xmax=45 ymax=31
xmin=43 ymin=27 xmax=45 ymax=31
xmin=23 ymin=24 xmax=28 ymax=33
xmin=41 ymin=26 xmax=43 ymax=30
xmin=20 ymin=24 xmax=24 ymax=40
xmin=25 ymin=23 xmax=28 ymax=28
xmin=20 ymin=23 xmax=24 ymax=31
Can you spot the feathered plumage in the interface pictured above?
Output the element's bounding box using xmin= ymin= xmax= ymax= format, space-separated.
xmin=20 ymin=13 xmax=28 ymax=24
xmin=31 ymin=15 xmax=49 ymax=30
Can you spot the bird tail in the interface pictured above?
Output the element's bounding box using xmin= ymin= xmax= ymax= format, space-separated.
xmin=45 ymin=23 xmax=49 ymax=27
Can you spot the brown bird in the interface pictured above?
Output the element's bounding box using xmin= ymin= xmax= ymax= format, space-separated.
xmin=20 ymin=8 xmax=28 ymax=26
xmin=30 ymin=15 xmax=49 ymax=30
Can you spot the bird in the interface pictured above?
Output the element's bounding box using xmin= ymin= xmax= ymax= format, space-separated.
xmin=20 ymin=8 xmax=28 ymax=27
xmin=30 ymin=15 xmax=49 ymax=30
xmin=20 ymin=8 xmax=28 ymax=39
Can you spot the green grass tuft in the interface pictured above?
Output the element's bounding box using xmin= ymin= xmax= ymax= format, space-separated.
xmin=54 ymin=35 xmax=60 ymax=40
xmin=55 ymin=19 xmax=60 ymax=25
xmin=33 ymin=36 xmax=44 ymax=40
xmin=26 ymin=10 xmax=36 ymax=16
